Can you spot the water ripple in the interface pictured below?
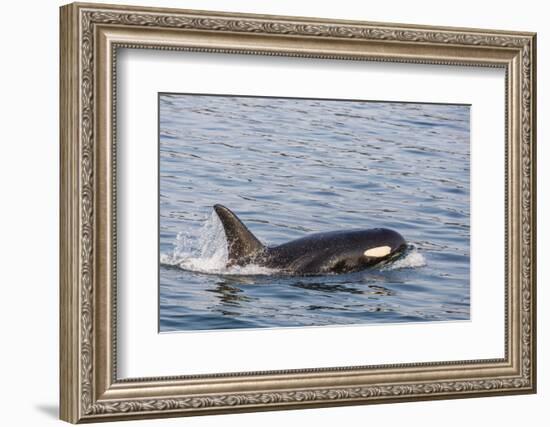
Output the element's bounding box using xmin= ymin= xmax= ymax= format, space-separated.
xmin=159 ymin=94 xmax=470 ymax=331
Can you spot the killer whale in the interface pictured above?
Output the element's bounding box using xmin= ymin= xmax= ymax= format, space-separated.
xmin=213 ymin=204 xmax=406 ymax=275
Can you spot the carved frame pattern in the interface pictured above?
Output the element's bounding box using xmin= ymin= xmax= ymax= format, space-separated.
xmin=60 ymin=2 xmax=536 ymax=423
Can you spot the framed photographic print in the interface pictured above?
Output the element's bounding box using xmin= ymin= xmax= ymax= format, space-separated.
xmin=59 ymin=2 xmax=537 ymax=423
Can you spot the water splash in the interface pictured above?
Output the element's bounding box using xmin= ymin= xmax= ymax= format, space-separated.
xmin=382 ymin=246 xmax=427 ymax=270
xmin=160 ymin=212 xmax=277 ymax=276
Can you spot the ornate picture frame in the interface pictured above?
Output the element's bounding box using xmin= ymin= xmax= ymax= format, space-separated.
xmin=60 ymin=2 xmax=536 ymax=423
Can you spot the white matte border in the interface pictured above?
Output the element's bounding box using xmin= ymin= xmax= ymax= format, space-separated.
xmin=117 ymin=49 xmax=505 ymax=378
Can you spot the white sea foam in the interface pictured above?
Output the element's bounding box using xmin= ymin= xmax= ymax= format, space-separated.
xmin=160 ymin=212 xmax=277 ymax=276
xmin=382 ymin=247 xmax=427 ymax=270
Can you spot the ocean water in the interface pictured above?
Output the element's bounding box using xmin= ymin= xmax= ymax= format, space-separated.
xmin=159 ymin=94 xmax=470 ymax=332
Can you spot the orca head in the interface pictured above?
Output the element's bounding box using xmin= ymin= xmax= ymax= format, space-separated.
xmin=318 ymin=228 xmax=406 ymax=274
xmin=358 ymin=228 xmax=407 ymax=267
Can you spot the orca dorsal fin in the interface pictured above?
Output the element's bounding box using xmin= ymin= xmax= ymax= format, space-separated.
xmin=213 ymin=205 xmax=265 ymax=265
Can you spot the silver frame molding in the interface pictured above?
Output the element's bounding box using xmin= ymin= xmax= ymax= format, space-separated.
xmin=60 ymin=2 xmax=537 ymax=423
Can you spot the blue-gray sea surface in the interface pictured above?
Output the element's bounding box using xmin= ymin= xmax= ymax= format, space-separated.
xmin=159 ymin=94 xmax=470 ymax=332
